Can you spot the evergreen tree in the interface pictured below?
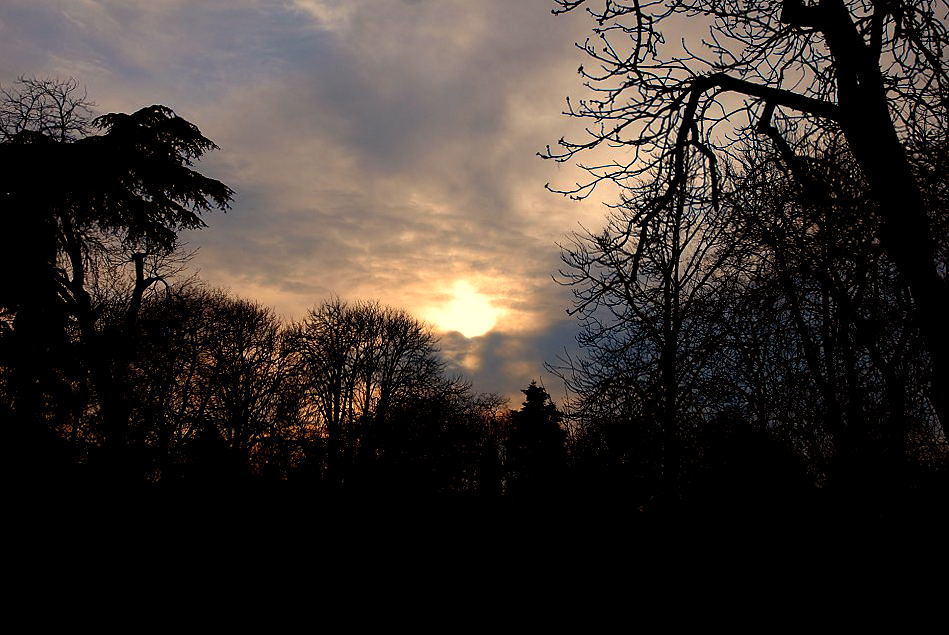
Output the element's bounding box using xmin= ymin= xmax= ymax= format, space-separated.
xmin=506 ymin=382 xmax=566 ymax=495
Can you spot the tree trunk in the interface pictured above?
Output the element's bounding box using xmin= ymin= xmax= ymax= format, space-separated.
xmin=821 ymin=0 xmax=949 ymax=434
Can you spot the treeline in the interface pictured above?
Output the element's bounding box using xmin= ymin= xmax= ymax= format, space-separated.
xmin=0 ymin=79 xmax=565 ymax=496
xmin=4 ymin=278 xmax=528 ymax=493
xmin=3 ymin=75 xmax=947 ymax=510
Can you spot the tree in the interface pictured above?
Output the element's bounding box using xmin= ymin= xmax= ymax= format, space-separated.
xmin=505 ymin=381 xmax=566 ymax=495
xmin=286 ymin=298 xmax=448 ymax=487
xmin=552 ymin=153 xmax=738 ymax=498
xmin=0 ymin=77 xmax=232 ymax=476
xmin=124 ymin=287 xmax=300 ymax=481
xmin=373 ymin=382 xmax=507 ymax=495
xmin=543 ymin=0 xmax=949 ymax=433
xmin=718 ymin=139 xmax=947 ymax=492
xmin=0 ymin=76 xmax=93 ymax=143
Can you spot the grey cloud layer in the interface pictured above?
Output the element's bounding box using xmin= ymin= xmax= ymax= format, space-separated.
xmin=1 ymin=0 xmax=611 ymax=401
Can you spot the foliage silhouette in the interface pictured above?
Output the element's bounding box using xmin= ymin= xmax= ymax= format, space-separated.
xmin=506 ymin=382 xmax=567 ymax=495
xmin=0 ymin=77 xmax=232 ymax=480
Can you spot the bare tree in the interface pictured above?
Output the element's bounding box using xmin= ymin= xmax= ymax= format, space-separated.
xmin=0 ymin=76 xmax=93 ymax=142
xmin=551 ymin=150 xmax=738 ymax=497
xmin=119 ymin=286 xmax=302 ymax=481
xmin=720 ymin=137 xmax=947 ymax=488
xmin=189 ymin=292 xmax=294 ymax=474
xmin=286 ymin=298 xmax=446 ymax=486
xmin=543 ymin=0 xmax=949 ymax=432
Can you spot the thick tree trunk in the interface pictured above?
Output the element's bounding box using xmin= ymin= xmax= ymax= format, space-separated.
xmin=846 ymin=122 xmax=949 ymax=434
xmin=820 ymin=1 xmax=949 ymax=435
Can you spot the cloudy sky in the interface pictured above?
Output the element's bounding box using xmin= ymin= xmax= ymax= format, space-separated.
xmin=0 ymin=0 xmax=621 ymax=403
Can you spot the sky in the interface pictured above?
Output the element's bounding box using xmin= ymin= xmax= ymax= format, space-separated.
xmin=0 ymin=0 xmax=620 ymax=404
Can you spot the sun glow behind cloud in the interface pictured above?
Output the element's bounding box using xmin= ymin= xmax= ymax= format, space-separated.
xmin=423 ymin=280 xmax=501 ymax=338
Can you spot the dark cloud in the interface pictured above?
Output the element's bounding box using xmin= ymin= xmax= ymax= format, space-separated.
xmin=439 ymin=314 xmax=579 ymax=406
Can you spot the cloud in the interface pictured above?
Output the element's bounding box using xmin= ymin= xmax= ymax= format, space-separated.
xmin=438 ymin=314 xmax=580 ymax=406
xmin=1 ymin=0 xmax=614 ymax=401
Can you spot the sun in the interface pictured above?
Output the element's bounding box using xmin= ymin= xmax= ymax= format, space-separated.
xmin=424 ymin=280 xmax=500 ymax=338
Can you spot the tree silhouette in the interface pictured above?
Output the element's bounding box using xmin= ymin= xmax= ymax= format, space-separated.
xmin=551 ymin=153 xmax=738 ymax=499
xmin=286 ymin=298 xmax=448 ymax=488
xmin=0 ymin=78 xmax=232 ymax=478
xmin=719 ymin=139 xmax=947 ymax=494
xmin=0 ymin=76 xmax=93 ymax=143
xmin=556 ymin=128 xmax=948 ymax=504
xmin=127 ymin=287 xmax=297 ymax=482
xmin=506 ymin=381 xmax=566 ymax=495
xmin=544 ymin=0 xmax=949 ymax=433
xmin=373 ymin=383 xmax=507 ymax=495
